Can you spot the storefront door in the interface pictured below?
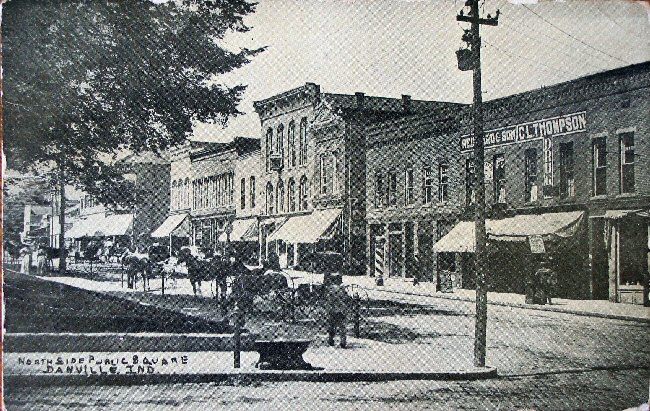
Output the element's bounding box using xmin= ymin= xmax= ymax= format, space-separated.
xmin=388 ymin=233 xmax=403 ymax=277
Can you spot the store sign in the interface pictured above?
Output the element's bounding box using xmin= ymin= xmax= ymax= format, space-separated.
xmin=461 ymin=111 xmax=587 ymax=152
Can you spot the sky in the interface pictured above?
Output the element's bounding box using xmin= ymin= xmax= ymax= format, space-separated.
xmin=193 ymin=0 xmax=650 ymax=141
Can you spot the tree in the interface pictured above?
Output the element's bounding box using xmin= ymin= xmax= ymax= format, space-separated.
xmin=3 ymin=0 xmax=264 ymax=271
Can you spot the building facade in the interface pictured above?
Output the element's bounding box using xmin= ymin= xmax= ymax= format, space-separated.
xmin=253 ymin=83 xmax=457 ymax=274
xmin=366 ymin=62 xmax=650 ymax=304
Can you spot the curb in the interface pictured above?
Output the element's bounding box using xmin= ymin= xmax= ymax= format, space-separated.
xmin=4 ymin=333 xmax=257 ymax=353
xmin=3 ymin=367 xmax=498 ymax=386
xmin=360 ymin=285 xmax=650 ymax=324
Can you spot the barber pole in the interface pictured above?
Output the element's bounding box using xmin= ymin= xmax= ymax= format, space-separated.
xmin=374 ymin=237 xmax=385 ymax=286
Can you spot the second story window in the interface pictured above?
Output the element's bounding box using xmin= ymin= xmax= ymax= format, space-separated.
xmin=276 ymin=124 xmax=284 ymax=158
xmin=249 ymin=176 xmax=256 ymax=208
xmin=265 ymin=128 xmax=273 ymax=172
xmin=374 ymin=173 xmax=384 ymax=208
xmin=319 ymin=155 xmax=329 ymax=195
xmin=592 ymin=137 xmax=607 ymax=196
xmin=438 ymin=163 xmax=449 ymax=203
xmin=266 ymin=182 xmax=274 ymax=215
xmin=388 ymin=171 xmax=397 ymax=206
xmin=240 ymin=178 xmax=246 ymax=210
xmin=525 ymin=148 xmax=538 ymax=202
xmin=299 ymin=176 xmax=309 ymax=211
xmin=288 ymin=178 xmax=296 ymax=212
xmin=405 ymin=169 xmax=414 ymax=206
xmin=493 ymin=154 xmax=506 ymax=204
xmin=423 ymin=166 xmax=433 ymax=205
xmin=299 ymin=118 xmax=307 ymax=165
xmin=276 ymin=179 xmax=285 ymax=213
xmin=559 ymin=142 xmax=575 ymax=198
xmin=466 ymin=158 xmax=475 ymax=206
xmin=620 ymin=133 xmax=635 ymax=194
xmin=288 ymin=121 xmax=296 ymax=168
xmin=543 ymin=137 xmax=553 ymax=195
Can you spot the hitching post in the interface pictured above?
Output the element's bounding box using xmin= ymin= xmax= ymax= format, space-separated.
xmin=233 ymin=301 xmax=242 ymax=368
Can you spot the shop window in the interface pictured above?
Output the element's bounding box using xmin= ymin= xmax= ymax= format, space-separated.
xmin=249 ymin=176 xmax=256 ymax=208
xmin=405 ymin=169 xmax=414 ymax=206
xmin=240 ymin=178 xmax=246 ymax=210
xmin=620 ymin=133 xmax=635 ymax=194
xmin=466 ymin=158 xmax=475 ymax=206
xmin=288 ymin=178 xmax=296 ymax=212
xmin=299 ymin=176 xmax=309 ymax=211
xmin=423 ymin=166 xmax=433 ymax=205
xmin=288 ymin=121 xmax=296 ymax=168
xmin=266 ymin=182 xmax=274 ymax=215
xmin=592 ymin=138 xmax=607 ymax=196
xmin=559 ymin=142 xmax=575 ymax=198
xmin=438 ymin=163 xmax=449 ymax=203
xmin=374 ymin=173 xmax=384 ymax=208
xmin=525 ymin=148 xmax=538 ymax=202
xmin=388 ymin=170 xmax=397 ymax=206
xmin=543 ymin=137 xmax=553 ymax=196
xmin=184 ymin=178 xmax=190 ymax=208
xmin=493 ymin=154 xmax=506 ymax=204
xmin=277 ymin=179 xmax=285 ymax=213
xmin=299 ymin=118 xmax=308 ymax=165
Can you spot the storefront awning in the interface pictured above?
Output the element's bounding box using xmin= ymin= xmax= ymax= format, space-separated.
xmin=267 ymin=208 xmax=342 ymax=244
xmin=603 ymin=209 xmax=644 ymax=220
xmin=151 ymin=213 xmax=190 ymax=238
xmin=65 ymin=214 xmax=108 ymax=239
xmin=218 ymin=217 xmax=258 ymax=242
xmin=433 ymin=211 xmax=584 ymax=253
xmin=95 ymin=214 xmax=133 ymax=237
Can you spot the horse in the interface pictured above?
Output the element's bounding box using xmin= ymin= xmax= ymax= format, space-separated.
xmin=176 ymin=248 xmax=229 ymax=300
xmin=121 ymin=250 xmax=152 ymax=291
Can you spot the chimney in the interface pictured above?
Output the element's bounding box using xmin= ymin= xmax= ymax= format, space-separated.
xmin=355 ymin=92 xmax=365 ymax=108
xmin=306 ymin=82 xmax=321 ymax=105
xmin=402 ymin=95 xmax=412 ymax=113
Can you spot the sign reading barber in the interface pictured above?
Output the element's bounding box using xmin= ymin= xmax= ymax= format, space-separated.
xmin=461 ymin=111 xmax=587 ymax=152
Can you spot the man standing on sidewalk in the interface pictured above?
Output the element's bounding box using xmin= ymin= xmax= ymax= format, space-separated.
xmin=324 ymin=273 xmax=352 ymax=348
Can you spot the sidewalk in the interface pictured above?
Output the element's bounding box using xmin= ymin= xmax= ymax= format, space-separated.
xmin=35 ymin=268 xmax=650 ymax=323
xmin=284 ymin=270 xmax=650 ymax=323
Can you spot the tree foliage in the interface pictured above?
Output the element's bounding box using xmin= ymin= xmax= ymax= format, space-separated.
xmin=3 ymin=0 xmax=263 ymax=205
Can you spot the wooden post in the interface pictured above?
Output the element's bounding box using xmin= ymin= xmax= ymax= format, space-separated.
xmin=233 ymin=302 xmax=242 ymax=368
xmin=353 ymin=293 xmax=361 ymax=338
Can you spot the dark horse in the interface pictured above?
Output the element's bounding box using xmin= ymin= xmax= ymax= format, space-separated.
xmin=121 ymin=251 xmax=151 ymax=291
xmin=177 ymin=248 xmax=229 ymax=300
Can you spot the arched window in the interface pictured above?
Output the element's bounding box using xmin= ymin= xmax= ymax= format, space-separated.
xmin=266 ymin=182 xmax=274 ymax=215
xmin=299 ymin=176 xmax=309 ymax=211
xmin=288 ymin=178 xmax=296 ymax=212
xmin=276 ymin=179 xmax=285 ymax=213
xmin=299 ymin=118 xmax=307 ymax=165
xmin=266 ymin=128 xmax=273 ymax=171
xmin=288 ymin=121 xmax=296 ymax=168
xmin=276 ymin=124 xmax=284 ymax=158
xmin=240 ymin=178 xmax=246 ymax=210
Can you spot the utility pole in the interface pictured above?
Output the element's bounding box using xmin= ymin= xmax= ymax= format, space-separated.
xmin=456 ymin=0 xmax=499 ymax=367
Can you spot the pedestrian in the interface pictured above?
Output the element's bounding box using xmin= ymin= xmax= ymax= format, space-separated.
xmin=534 ymin=257 xmax=555 ymax=305
xmin=36 ymin=246 xmax=48 ymax=276
xmin=20 ymin=245 xmax=32 ymax=274
xmin=324 ymin=273 xmax=352 ymax=348
xmin=544 ymin=258 xmax=558 ymax=305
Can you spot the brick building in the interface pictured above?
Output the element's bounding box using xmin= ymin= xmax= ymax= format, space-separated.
xmin=253 ymin=83 xmax=457 ymax=273
xmin=367 ymin=62 xmax=650 ymax=304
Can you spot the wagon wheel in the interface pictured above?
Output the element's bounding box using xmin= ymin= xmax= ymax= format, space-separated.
xmin=293 ymin=284 xmax=325 ymax=320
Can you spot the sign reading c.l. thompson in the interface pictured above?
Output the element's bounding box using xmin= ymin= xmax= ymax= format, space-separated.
xmin=460 ymin=111 xmax=587 ymax=152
